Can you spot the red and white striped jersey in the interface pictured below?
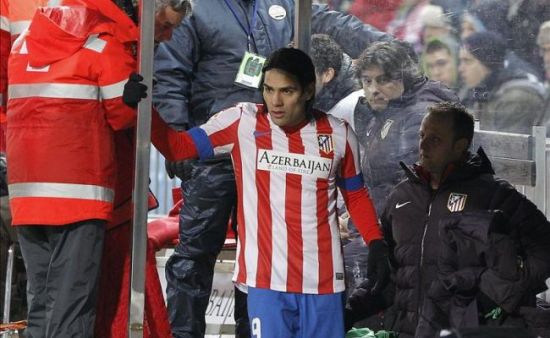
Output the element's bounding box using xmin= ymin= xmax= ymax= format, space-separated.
xmin=152 ymin=102 xmax=382 ymax=294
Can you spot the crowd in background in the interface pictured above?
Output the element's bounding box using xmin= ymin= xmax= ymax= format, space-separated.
xmin=320 ymin=0 xmax=550 ymax=130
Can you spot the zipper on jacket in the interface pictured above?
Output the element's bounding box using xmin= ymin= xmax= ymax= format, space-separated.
xmin=417 ymin=190 xmax=436 ymax=319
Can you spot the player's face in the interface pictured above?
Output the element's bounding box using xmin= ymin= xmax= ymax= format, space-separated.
xmin=263 ymin=69 xmax=314 ymax=127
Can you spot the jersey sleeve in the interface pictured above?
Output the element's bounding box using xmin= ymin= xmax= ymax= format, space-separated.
xmin=338 ymin=125 xmax=382 ymax=244
xmin=151 ymin=105 xmax=241 ymax=162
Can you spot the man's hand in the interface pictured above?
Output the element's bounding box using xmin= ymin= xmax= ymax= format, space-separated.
xmin=165 ymin=159 xmax=189 ymax=180
xmin=123 ymin=72 xmax=147 ymax=108
xmin=366 ymin=239 xmax=390 ymax=294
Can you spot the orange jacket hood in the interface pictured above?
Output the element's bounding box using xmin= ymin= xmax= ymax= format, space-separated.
xmin=26 ymin=0 xmax=138 ymax=67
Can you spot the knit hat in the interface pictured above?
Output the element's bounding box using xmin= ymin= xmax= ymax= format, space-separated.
xmin=463 ymin=31 xmax=506 ymax=71
xmin=537 ymin=21 xmax=550 ymax=46
xmin=420 ymin=5 xmax=450 ymax=29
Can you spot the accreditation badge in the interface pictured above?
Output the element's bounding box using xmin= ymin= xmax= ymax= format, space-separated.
xmin=234 ymin=51 xmax=266 ymax=89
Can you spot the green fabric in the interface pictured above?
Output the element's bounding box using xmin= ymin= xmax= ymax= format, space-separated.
xmin=346 ymin=328 xmax=397 ymax=338
xmin=375 ymin=330 xmax=397 ymax=338
xmin=346 ymin=328 xmax=376 ymax=338
xmin=484 ymin=307 xmax=503 ymax=320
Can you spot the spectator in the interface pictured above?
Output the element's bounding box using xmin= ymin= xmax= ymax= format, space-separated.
xmin=505 ymin=0 xmax=550 ymax=81
xmin=460 ymin=0 xmax=541 ymax=80
xmin=370 ymin=101 xmax=550 ymax=337
xmin=421 ymin=36 xmax=460 ymax=90
xmin=352 ymin=40 xmax=458 ymax=215
xmin=418 ymin=4 xmax=454 ymax=45
xmin=430 ymin=0 xmax=467 ymax=34
xmin=386 ymin=0 xmax=430 ymax=53
xmin=6 ymin=0 xmax=140 ymax=335
xmin=348 ymin=0 xmax=402 ymax=31
xmin=460 ymin=0 xmax=508 ymax=41
xmin=459 ymin=31 xmax=545 ymax=134
xmin=153 ymin=1 xmax=392 ymax=336
xmin=150 ymin=47 xmax=390 ymax=338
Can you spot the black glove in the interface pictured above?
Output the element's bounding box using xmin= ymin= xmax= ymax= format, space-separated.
xmin=165 ymin=159 xmax=189 ymax=180
xmin=366 ymin=239 xmax=390 ymax=294
xmin=122 ymin=72 xmax=147 ymax=108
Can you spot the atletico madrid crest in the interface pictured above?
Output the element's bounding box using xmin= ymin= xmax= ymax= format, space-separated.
xmin=317 ymin=134 xmax=333 ymax=155
xmin=447 ymin=193 xmax=467 ymax=212
xmin=380 ymin=119 xmax=394 ymax=139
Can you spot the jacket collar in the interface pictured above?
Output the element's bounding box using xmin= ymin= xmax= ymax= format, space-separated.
xmin=401 ymin=147 xmax=495 ymax=187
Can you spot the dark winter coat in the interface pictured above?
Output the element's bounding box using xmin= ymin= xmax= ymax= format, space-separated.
xmin=415 ymin=210 xmax=546 ymax=337
xmin=470 ymin=66 xmax=546 ymax=134
xmin=153 ymin=0 xmax=391 ymax=129
xmin=381 ymin=149 xmax=550 ymax=337
xmin=353 ymin=77 xmax=458 ymax=214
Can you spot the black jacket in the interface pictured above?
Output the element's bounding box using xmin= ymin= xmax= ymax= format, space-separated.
xmin=354 ymin=77 xmax=458 ymax=214
xmin=381 ymin=149 xmax=550 ymax=337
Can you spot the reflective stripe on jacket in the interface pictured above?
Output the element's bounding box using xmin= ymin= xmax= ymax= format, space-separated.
xmin=7 ymin=5 xmax=137 ymax=226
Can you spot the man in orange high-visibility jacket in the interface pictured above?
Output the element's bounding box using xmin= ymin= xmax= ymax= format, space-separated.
xmin=0 ymin=1 xmax=52 ymax=317
xmin=6 ymin=0 xmax=140 ymax=335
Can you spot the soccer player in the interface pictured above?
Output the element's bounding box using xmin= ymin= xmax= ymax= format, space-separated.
xmin=149 ymin=47 xmax=389 ymax=337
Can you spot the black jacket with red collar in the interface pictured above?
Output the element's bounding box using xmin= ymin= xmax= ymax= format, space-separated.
xmin=380 ymin=148 xmax=550 ymax=337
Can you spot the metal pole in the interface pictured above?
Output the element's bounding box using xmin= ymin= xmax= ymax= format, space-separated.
xmin=533 ymin=126 xmax=546 ymax=214
xmin=294 ymin=0 xmax=312 ymax=54
xmin=2 ymin=244 xmax=14 ymax=324
xmin=128 ymin=0 xmax=155 ymax=336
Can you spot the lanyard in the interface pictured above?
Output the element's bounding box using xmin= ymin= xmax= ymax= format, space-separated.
xmin=223 ymin=0 xmax=258 ymax=52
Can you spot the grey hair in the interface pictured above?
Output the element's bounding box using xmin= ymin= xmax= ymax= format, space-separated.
xmin=155 ymin=0 xmax=192 ymax=15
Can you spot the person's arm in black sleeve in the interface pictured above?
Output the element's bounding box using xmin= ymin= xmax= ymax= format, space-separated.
xmin=345 ymin=197 xmax=395 ymax=331
xmin=479 ymin=183 xmax=550 ymax=313
xmin=153 ymin=17 xmax=199 ymax=131
xmin=311 ymin=3 xmax=393 ymax=59
xmin=503 ymin=188 xmax=550 ymax=293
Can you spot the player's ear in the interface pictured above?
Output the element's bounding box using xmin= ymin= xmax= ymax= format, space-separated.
xmin=305 ymin=83 xmax=315 ymax=101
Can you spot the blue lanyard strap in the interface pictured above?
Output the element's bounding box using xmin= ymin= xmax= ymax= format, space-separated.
xmin=223 ymin=0 xmax=258 ymax=52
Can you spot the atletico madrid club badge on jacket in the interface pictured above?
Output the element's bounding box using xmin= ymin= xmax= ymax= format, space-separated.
xmin=447 ymin=192 xmax=467 ymax=212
